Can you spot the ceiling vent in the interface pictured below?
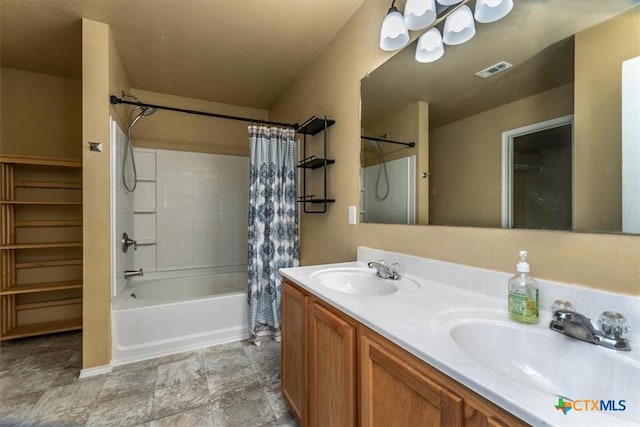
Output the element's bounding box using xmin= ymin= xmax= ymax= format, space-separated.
xmin=475 ymin=61 xmax=513 ymax=78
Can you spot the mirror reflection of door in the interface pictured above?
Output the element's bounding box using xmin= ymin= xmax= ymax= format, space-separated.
xmin=502 ymin=116 xmax=573 ymax=230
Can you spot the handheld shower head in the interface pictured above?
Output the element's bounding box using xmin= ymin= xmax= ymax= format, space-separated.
xmin=128 ymin=106 xmax=156 ymax=130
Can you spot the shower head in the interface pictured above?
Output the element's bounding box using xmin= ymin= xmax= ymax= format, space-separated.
xmin=128 ymin=106 xmax=156 ymax=130
xmin=368 ymin=140 xmax=381 ymax=149
xmin=140 ymin=106 xmax=157 ymax=117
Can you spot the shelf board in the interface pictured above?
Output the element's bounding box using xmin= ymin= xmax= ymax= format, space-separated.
xmin=297 ymin=117 xmax=335 ymax=135
xmin=0 ymin=200 xmax=82 ymax=205
xmin=16 ymin=298 xmax=83 ymax=311
xmin=297 ymin=158 xmax=335 ymax=170
xmin=15 ymin=220 xmax=83 ymax=228
xmin=0 ymin=280 xmax=83 ymax=295
xmin=15 ymin=181 xmax=82 ymax=189
xmin=16 ymin=258 xmax=83 ymax=269
xmin=297 ymin=198 xmax=335 ymax=204
xmin=0 ymin=155 xmax=81 ymax=168
xmin=0 ymin=241 xmax=83 ymax=250
xmin=0 ymin=318 xmax=82 ymax=341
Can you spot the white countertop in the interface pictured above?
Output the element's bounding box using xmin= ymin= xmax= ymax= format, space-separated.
xmin=280 ymin=247 xmax=640 ymax=427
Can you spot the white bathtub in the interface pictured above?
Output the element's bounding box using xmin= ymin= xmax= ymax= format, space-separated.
xmin=111 ymin=269 xmax=249 ymax=365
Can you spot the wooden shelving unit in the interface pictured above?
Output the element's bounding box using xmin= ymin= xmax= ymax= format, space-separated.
xmin=1 ymin=155 xmax=83 ymax=341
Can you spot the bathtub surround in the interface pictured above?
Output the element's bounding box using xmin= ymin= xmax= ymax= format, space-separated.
xmin=156 ymin=149 xmax=249 ymax=270
xmin=111 ymin=145 xmax=251 ymax=362
xmin=248 ymin=125 xmax=299 ymax=343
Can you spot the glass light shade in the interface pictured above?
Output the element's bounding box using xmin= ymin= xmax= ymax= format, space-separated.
xmin=380 ymin=7 xmax=410 ymax=51
xmin=436 ymin=0 xmax=463 ymax=6
xmin=442 ymin=5 xmax=476 ymax=45
xmin=415 ymin=28 xmax=444 ymax=63
xmin=404 ymin=0 xmax=437 ymax=31
xmin=474 ymin=0 xmax=513 ymax=23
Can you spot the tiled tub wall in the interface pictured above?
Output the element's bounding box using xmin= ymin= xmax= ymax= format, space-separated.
xmin=134 ymin=149 xmax=249 ymax=272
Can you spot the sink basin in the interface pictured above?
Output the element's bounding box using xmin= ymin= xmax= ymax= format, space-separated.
xmin=310 ymin=267 xmax=418 ymax=296
xmin=432 ymin=310 xmax=640 ymax=423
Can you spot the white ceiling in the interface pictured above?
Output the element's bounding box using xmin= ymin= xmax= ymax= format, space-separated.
xmin=1 ymin=0 xmax=364 ymax=109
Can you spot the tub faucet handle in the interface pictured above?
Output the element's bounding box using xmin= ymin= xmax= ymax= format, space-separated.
xmin=122 ymin=232 xmax=137 ymax=253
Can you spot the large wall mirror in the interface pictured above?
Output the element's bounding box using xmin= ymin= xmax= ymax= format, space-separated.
xmin=360 ymin=0 xmax=640 ymax=234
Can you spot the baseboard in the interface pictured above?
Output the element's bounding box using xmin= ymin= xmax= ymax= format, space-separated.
xmin=79 ymin=364 xmax=112 ymax=378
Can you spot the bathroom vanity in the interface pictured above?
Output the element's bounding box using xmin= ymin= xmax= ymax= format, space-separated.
xmin=280 ymin=248 xmax=640 ymax=427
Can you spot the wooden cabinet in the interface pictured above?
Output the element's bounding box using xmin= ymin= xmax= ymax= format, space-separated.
xmin=282 ymin=279 xmax=357 ymax=427
xmin=1 ymin=155 xmax=83 ymax=340
xmin=282 ymin=281 xmax=307 ymax=423
xmin=360 ymin=330 xmax=463 ymax=426
xmin=282 ymin=279 xmax=528 ymax=427
xmin=307 ymin=300 xmax=357 ymax=427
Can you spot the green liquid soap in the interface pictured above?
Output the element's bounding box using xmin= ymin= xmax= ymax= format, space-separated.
xmin=508 ymin=251 xmax=539 ymax=324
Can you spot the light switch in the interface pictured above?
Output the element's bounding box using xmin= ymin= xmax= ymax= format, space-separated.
xmin=348 ymin=205 xmax=357 ymax=225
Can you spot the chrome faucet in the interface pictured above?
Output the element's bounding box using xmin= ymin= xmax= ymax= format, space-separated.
xmin=367 ymin=260 xmax=401 ymax=280
xmin=124 ymin=268 xmax=144 ymax=279
xmin=549 ymin=302 xmax=631 ymax=351
xmin=122 ymin=232 xmax=138 ymax=253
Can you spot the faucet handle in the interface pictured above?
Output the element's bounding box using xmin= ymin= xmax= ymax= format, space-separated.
xmin=390 ymin=262 xmax=401 ymax=273
xmin=551 ymin=299 xmax=574 ymax=314
xmin=597 ymin=311 xmax=630 ymax=339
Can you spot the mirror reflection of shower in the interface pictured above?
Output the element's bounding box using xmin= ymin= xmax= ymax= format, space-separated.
xmin=122 ymin=93 xmax=156 ymax=192
xmin=368 ymin=139 xmax=390 ymax=201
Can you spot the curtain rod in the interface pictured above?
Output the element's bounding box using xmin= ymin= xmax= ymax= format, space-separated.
xmin=361 ymin=135 xmax=415 ymax=147
xmin=109 ymin=96 xmax=299 ymax=130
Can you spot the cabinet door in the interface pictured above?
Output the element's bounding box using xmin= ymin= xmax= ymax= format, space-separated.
xmin=281 ymin=281 xmax=307 ymax=424
xmin=360 ymin=333 xmax=463 ymax=427
xmin=308 ymin=300 xmax=357 ymax=427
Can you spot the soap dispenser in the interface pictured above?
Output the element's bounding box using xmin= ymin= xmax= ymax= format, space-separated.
xmin=508 ymin=250 xmax=539 ymax=324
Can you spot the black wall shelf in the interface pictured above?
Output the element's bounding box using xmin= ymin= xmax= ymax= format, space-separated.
xmin=297 ymin=157 xmax=335 ymax=170
xmin=297 ymin=116 xmax=335 ymax=214
xmin=298 ymin=117 xmax=336 ymax=135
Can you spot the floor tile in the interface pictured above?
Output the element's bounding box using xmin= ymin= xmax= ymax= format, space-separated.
xmin=0 ymin=391 xmax=44 ymax=426
xmin=202 ymin=347 xmax=251 ymax=377
xmin=151 ymin=377 xmax=210 ymax=420
xmin=113 ymin=357 xmax=159 ymax=373
xmin=263 ymin=379 xmax=290 ymax=420
xmin=29 ymin=377 xmax=105 ymax=426
xmin=98 ymin=366 xmax=158 ymax=401
xmin=149 ymin=404 xmax=214 ymax=427
xmin=210 ymin=380 xmax=276 ymax=426
xmin=156 ymin=353 xmax=204 ymax=388
xmin=207 ymin=364 xmax=261 ymax=401
xmin=0 ymin=364 xmax=63 ymax=399
xmin=86 ymin=390 xmax=154 ymax=427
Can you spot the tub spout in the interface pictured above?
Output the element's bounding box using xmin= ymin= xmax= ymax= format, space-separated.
xmin=124 ymin=268 xmax=144 ymax=279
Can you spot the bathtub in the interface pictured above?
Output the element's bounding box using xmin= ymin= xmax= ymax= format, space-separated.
xmin=111 ymin=268 xmax=249 ymax=364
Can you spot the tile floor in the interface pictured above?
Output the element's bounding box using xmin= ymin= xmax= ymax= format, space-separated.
xmin=0 ymin=332 xmax=297 ymax=426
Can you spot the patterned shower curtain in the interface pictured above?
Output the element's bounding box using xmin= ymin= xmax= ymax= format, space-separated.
xmin=248 ymin=125 xmax=299 ymax=343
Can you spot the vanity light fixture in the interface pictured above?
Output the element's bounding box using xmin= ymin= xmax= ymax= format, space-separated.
xmin=404 ymin=0 xmax=437 ymax=31
xmin=379 ymin=0 xmax=513 ymax=63
xmin=380 ymin=0 xmax=410 ymax=51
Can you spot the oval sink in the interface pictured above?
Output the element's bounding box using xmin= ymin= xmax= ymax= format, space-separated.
xmin=432 ymin=310 xmax=640 ymax=423
xmin=310 ymin=267 xmax=418 ymax=296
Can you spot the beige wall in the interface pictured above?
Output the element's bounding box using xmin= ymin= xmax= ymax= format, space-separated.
xmin=0 ymin=68 xmax=81 ymax=158
xmin=82 ymin=19 xmax=131 ymax=369
xmin=270 ymin=1 xmax=640 ymax=295
xmin=429 ymin=83 xmax=573 ymax=227
xmin=128 ymin=89 xmax=268 ymax=156
xmin=574 ymin=8 xmax=640 ymax=232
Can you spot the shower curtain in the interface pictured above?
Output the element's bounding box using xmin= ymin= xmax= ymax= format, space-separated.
xmin=248 ymin=125 xmax=299 ymax=343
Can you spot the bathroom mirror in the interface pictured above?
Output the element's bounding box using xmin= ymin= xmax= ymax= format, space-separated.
xmin=360 ymin=0 xmax=640 ymax=234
